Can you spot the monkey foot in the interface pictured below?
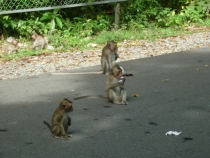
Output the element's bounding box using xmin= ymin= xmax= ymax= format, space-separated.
xmin=124 ymin=101 xmax=128 ymax=105
xmin=67 ymin=134 xmax=73 ymax=138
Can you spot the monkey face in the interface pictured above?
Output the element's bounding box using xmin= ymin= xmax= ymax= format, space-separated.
xmin=60 ymin=99 xmax=73 ymax=112
xmin=12 ymin=40 xmax=18 ymax=46
xmin=108 ymin=41 xmax=117 ymax=51
xmin=111 ymin=65 xmax=123 ymax=79
xmin=31 ymin=34 xmax=37 ymax=40
xmin=65 ymin=103 xmax=73 ymax=112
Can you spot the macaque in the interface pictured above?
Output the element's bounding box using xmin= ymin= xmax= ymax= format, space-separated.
xmin=105 ymin=64 xmax=128 ymax=105
xmin=1 ymin=39 xmax=19 ymax=55
xmin=31 ymin=33 xmax=47 ymax=50
xmin=101 ymin=40 xmax=119 ymax=75
xmin=43 ymin=98 xmax=73 ymax=140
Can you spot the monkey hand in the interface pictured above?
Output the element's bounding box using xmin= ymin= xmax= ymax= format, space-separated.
xmin=119 ymin=77 xmax=125 ymax=84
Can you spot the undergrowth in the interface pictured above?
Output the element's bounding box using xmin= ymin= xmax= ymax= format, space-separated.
xmin=1 ymin=0 xmax=210 ymax=60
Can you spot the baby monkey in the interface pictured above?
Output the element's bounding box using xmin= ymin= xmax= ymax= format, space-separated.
xmin=105 ymin=64 xmax=128 ymax=105
xmin=43 ymin=98 xmax=73 ymax=140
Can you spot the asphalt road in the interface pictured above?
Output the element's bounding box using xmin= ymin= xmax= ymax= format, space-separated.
xmin=0 ymin=47 xmax=210 ymax=158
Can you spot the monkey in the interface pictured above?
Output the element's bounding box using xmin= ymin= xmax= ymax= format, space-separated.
xmin=43 ymin=98 xmax=73 ymax=140
xmin=31 ymin=32 xmax=47 ymax=50
xmin=105 ymin=64 xmax=128 ymax=105
xmin=101 ymin=40 xmax=119 ymax=75
xmin=0 ymin=39 xmax=19 ymax=55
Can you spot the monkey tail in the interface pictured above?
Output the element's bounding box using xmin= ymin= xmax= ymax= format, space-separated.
xmin=74 ymin=95 xmax=107 ymax=100
xmin=43 ymin=120 xmax=52 ymax=133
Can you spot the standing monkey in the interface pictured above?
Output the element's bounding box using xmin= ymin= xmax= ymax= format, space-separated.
xmin=31 ymin=32 xmax=47 ymax=50
xmin=101 ymin=40 xmax=119 ymax=75
xmin=43 ymin=98 xmax=73 ymax=140
xmin=105 ymin=64 xmax=128 ymax=105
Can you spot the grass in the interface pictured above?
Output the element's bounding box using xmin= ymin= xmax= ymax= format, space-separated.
xmin=1 ymin=20 xmax=210 ymax=61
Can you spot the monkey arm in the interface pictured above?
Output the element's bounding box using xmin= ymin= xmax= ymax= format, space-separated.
xmin=68 ymin=116 xmax=71 ymax=126
xmin=106 ymin=82 xmax=122 ymax=91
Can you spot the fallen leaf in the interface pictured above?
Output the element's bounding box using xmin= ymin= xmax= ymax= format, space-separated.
xmin=161 ymin=79 xmax=170 ymax=83
xmin=197 ymin=68 xmax=203 ymax=71
xmin=132 ymin=94 xmax=140 ymax=97
xmin=205 ymin=65 xmax=209 ymax=67
xmin=195 ymin=46 xmax=200 ymax=49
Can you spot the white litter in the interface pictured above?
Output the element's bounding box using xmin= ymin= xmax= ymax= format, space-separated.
xmin=165 ymin=131 xmax=182 ymax=136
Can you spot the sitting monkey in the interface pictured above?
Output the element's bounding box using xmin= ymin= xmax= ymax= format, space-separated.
xmin=101 ymin=40 xmax=119 ymax=75
xmin=31 ymin=32 xmax=47 ymax=50
xmin=43 ymin=98 xmax=73 ymax=140
xmin=105 ymin=64 xmax=128 ymax=105
xmin=0 ymin=39 xmax=19 ymax=56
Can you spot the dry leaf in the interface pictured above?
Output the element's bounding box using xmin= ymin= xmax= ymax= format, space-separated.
xmin=161 ymin=79 xmax=170 ymax=83
xmin=195 ymin=46 xmax=200 ymax=49
xmin=132 ymin=94 xmax=140 ymax=97
xmin=205 ymin=65 xmax=209 ymax=67
xmin=197 ymin=68 xmax=203 ymax=71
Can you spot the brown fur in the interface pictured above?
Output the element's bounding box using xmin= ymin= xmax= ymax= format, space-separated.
xmin=105 ymin=64 xmax=128 ymax=105
xmin=43 ymin=98 xmax=73 ymax=140
xmin=101 ymin=40 xmax=119 ymax=75
xmin=31 ymin=33 xmax=47 ymax=50
xmin=1 ymin=39 xmax=19 ymax=55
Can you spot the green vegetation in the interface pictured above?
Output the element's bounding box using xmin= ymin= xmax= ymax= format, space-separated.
xmin=0 ymin=0 xmax=210 ymax=60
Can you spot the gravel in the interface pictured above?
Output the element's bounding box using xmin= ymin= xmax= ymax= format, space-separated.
xmin=0 ymin=32 xmax=210 ymax=80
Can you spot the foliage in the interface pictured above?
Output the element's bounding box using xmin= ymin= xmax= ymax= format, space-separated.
xmin=0 ymin=0 xmax=210 ymax=59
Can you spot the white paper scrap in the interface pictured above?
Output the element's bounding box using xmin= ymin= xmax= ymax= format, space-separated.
xmin=165 ymin=131 xmax=182 ymax=136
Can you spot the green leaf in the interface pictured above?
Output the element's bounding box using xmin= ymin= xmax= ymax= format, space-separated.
xmin=55 ymin=17 xmax=63 ymax=29
xmin=53 ymin=9 xmax=60 ymax=14
xmin=50 ymin=19 xmax=55 ymax=31
xmin=40 ymin=12 xmax=53 ymax=21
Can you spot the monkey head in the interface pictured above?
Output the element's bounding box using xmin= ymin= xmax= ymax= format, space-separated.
xmin=107 ymin=40 xmax=118 ymax=51
xmin=11 ymin=39 xmax=18 ymax=46
xmin=59 ymin=98 xmax=73 ymax=112
xmin=111 ymin=64 xmax=123 ymax=79
xmin=31 ymin=33 xmax=38 ymax=40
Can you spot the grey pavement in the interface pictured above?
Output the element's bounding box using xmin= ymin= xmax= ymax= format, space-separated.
xmin=0 ymin=47 xmax=210 ymax=158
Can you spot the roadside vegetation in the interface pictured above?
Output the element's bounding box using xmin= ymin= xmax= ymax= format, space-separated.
xmin=0 ymin=0 xmax=210 ymax=60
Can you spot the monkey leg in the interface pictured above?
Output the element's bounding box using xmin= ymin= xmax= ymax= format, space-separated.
xmin=102 ymin=61 xmax=109 ymax=75
xmin=120 ymin=89 xmax=128 ymax=105
xmin=108 ymin=89 xmax=125 ymax=105
xmin=52 ymin=124 xmax=69 ymax=140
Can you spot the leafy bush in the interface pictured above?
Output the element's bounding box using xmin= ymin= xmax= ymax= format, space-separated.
xmin=0 ymin=0 xmax=209 ymax=57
